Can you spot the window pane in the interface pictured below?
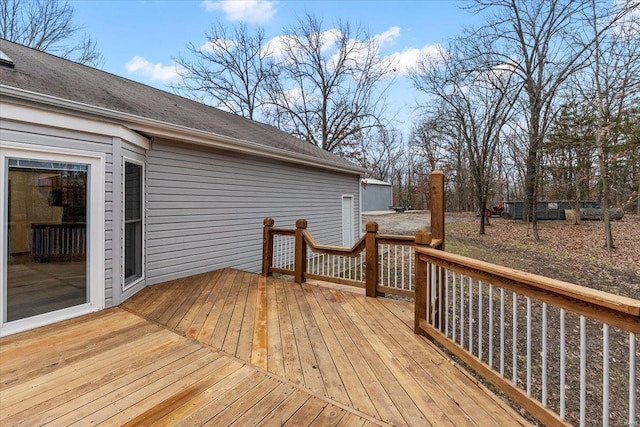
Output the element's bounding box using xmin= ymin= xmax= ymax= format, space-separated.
xmin=125 ymin=162 xmax=141 ymax=221
xmin=124 ymin=162 xmax=142 ymax=285
xmin=124 ymin=221 xmax=142 ymax=281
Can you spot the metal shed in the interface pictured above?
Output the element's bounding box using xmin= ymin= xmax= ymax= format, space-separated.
xmin=502 ymin=200 xmax=600 ymax=220
xmin=361 ymin=178 xmax=393 ymax=212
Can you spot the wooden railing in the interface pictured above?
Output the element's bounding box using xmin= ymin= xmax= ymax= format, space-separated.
xmin=261 ymin=169 xmax=639 ymax=426
xmin=262 ymin=218 xmax=442 ymax=298
xmin=262 ymin=170 xmax=445 ymax=298
xmin=414 ymin=247 xmax=640 ymax=427
xmin=30 ymin=223 xmax=86 ymax=262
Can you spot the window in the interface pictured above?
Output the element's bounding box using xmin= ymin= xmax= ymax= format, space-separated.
xmin=123 ymin=161 xmax=143 ymax=288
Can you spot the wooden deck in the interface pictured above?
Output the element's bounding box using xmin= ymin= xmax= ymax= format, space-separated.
xmin=0 ymin=269 xmax=530 ymax=426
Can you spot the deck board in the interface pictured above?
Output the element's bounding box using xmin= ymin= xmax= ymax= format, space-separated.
xmin=0 ymin=268 xmax=530 ymax=426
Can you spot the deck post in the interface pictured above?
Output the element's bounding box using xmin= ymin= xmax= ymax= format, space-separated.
xmin=294 ymin=219 xmax=308 ymax=284
xmin=414 ymin=230 xmax=432 ymax=335
xmin=365 ymin=221 xmax=379 ymax=298
xmin=430 ymin=170 xmax=445 ymax=250
xmin=262 ymin=218 xmax=274 ymax=277
xmin=429 ymin=170 xmax=445 ymax=329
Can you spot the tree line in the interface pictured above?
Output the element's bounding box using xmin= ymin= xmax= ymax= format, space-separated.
xmin=3 ymin=0 xmax=639 ymax=248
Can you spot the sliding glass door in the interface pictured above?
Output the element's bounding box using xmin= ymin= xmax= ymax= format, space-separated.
xmin=1 ymin=145 xmax=104 ymax=336
xmin=5 ymin=159 xmax=88 ymax=321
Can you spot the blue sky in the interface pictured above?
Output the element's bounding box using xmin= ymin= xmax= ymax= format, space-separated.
xmin=71 ymin=0 xmax=483 ymax=133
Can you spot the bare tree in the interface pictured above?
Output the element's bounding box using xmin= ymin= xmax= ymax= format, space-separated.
xmin=469 ymin=0 xmax=633 ymax=240
xmin=265 ymin=14 xmax=391 ymax=155
xmin=411 ymin=41 xmax=517 ymax=234
xmin=0 ymin=0 xmax=102 ymax=66
xmin=173 ymin=22 xmax=275 ymax=120
xmin=587 ymin=0 xmax=640 ymax=248
xmin=410 ymin=117 xmax=448 ymax=172
xmin=356 ymin=126 xmax=404 ymax=182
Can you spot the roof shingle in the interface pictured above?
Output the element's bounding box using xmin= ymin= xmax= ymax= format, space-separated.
xmin=0 ymin=39 xmax=360 ymax=172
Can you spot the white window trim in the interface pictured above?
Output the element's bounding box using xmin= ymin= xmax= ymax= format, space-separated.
xmin=0 ymin=141 xmax=105 ymax=337
xmin=122 ymin=157 xmax=145 ymax=292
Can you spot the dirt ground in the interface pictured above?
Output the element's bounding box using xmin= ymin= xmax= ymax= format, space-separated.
xmin=363 ymin=210 xmax=640 ymax=298
xmin=363 ymin=211 xmax=640 ymax=426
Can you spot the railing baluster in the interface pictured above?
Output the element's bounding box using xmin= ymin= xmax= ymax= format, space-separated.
xmin=469 ymin=277 xmax=473 ymax=353
xmin=431 ymin=264 xmax=436 ymax=323
xmin=439 ymin=266 xmax=444 ymax=331
xmin=512 ymin=293 xmax=517 ymax=386
xmin=500 ymin=288 xmax=505 ymax=376
xmin=452 ymin=272 xmax=457 ymax=343
xmin=542 ymin=302 xmax=548 ymax=407
xmin=580 ymin=315 xmax=587 ymax=427
xmin=479 ymin=280 xmax=483 ymax=359
xmin=489 ymin=283 xmax=494 ymax=369
xmin=445 ymin=270 xmax=450 ymax=337
xmin=560 ymin=308 xmax=566 ymax=419
xmin=630 ymin=332 xmax=636 ymax=427
xmin=384 ymin=246 xmax=388 ymax=285
xmin=409 ymin=247 xmax=414 ymax=290
xmin=460 ymin=274 xmax=465 ymax=347
xmin=603 ymin=323 xmax=609 ymax=427
xmin=527 ymin=296 xmax=532 ymax=396
xmin=393 ymin=245 xmax=397 ymax=287
xmin=400 ymin=246 xmax=404 ymax=288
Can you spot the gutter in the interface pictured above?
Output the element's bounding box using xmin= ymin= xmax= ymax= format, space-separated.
xmin=0 ymin=85 xmax=366 ymax=176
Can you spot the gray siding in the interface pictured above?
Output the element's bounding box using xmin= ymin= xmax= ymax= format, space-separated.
xmin=0 ymin=120 xmax=115 ymax=307
xmin=146 ymin=139 xmax=360 ymax=285
xmin=362 ymin=183 xmax=393 ymax=211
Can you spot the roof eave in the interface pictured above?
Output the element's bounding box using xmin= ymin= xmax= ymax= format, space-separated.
xmin=0 ymin=84 xmax=366 ymax=176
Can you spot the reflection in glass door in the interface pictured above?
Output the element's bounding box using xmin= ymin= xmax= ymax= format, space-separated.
xmin=5 ymin=159 xmax=88 ymax=322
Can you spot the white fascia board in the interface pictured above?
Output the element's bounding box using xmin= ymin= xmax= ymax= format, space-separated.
xmin=0 ymin=85 xmax=366 ymax=176
xmin=0 ymin=100 xmax=150 ymax=149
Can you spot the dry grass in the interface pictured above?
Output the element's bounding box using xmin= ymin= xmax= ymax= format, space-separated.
xmin=446 ymin=215 xmax=640 ymax=298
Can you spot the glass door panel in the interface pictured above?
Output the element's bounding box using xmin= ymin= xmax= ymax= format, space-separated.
xmin=6 ymin=159 xmax=88 ymax=322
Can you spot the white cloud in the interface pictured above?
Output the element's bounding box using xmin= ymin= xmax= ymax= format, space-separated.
xmin=383 ymin=43 xmax=445 ymax=76
xmin=201 ymin=0 xmax=276 ymax=24
xmin=373 ymin=26 xmax=401 ymax=48
xmin=125 ymin=56 xmax=181 ymax=83
xmin=263 ymin=29 xmax=342 ymax=62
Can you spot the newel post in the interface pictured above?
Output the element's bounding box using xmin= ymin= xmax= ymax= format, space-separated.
xmin=414 ymin=230 xmax=431 ymax=335
xmin=294 ymin=219 xmax=307 ymax=284
xmin=430 ymin=170 xmax=445 ymax=250
xmin=262 ymin=218 xmax=274 ymax=277
xmin=365 ymin=221 xmax=379 ymax=298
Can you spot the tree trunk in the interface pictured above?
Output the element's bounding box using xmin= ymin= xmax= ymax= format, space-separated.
xmin=524 ymin=135 xmax=540 ymax=240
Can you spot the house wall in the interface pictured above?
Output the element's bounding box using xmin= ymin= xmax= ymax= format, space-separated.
xmin=362 ymin=183 xmax=393 ymax=212
xmin=0 ymin=120 xmax=115 ymax=307
xmin=145 ymin=138 xmax=361 ymax=285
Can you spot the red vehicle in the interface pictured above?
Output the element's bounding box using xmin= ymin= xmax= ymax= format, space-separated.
xmin=485 ymin=202 xmax=505 ymax=217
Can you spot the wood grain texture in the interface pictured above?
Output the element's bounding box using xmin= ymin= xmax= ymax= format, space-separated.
xmin=1 ymin=268 xmax=530 ymax=426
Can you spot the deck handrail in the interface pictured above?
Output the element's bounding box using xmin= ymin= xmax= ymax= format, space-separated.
xmin=262 ymin=219 xmax=430 ymax=297
xmin=262 ymin=170 xmax=446 ymax=298
xmin=414 ymin=245 xmax=639 ymax=427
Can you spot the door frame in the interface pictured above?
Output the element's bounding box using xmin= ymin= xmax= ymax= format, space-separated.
xmin=0 ymin=142 xmax=105 ymax=337
xmin=341 ymin=194 xmax=354 ymax=247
